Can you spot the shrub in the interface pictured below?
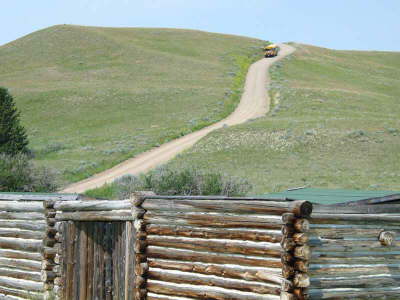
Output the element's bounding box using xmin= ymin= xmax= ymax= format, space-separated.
xmin=0 ymin=153 xmax=58 ymax=192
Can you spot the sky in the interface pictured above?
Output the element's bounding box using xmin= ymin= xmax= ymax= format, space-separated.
xmin=1 ymin=0 xmax=400 ymax=51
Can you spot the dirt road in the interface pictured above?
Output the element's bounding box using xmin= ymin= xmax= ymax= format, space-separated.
xmin=62 ymin=44 xmax=295 ymax=193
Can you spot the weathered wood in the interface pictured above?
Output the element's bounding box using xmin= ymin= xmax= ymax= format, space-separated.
xmin=379 ymin=231 xmax=395 ymax=246
xmin=0 ymin=275 xmax=44 ymax=291
xmin=0 ymin=248 xmax=42 ymax=261
xmin=294 ymin=273 xmax=310 ymax=288
xmin=0 ymin=201 xmax=44 ymax=212
xmin=0 ymin=285 xmax=42 ymax=299
xmin=147 ymin=293 xmax=198 ymax=300
xmin=0 ymin=267 xmax=41 ymax=282
xmin=0 ymin=237 xmax=42 ymax=252
xmin=79 ymin=223 xmax=88 ymax=300
xmin=294 ymin=245 xmax=311 ymax=260
xmin=314 ymin=203 xmax=400 ymax=214
xmin=280 ymin=292 xmax=296 ymax=300
xmin=294 ymin=260 xmax=309 ymax=273
xmin=282 ymin=213 xmax=296 ymax=225
xmin=146 ymin=224 xmax=282 ymax=243
xmin=293 ymin=233 xmax=309 ymax=245
xmin=308 ymin=286 xmax=400 ymax=299
xmin=134 ymin=262 xmax=149 ymax=276
xmin=147 ymin=279 xmax=280 ymax=300
xmin=312 ymin=213 xmax=400 ymax=223
xmin=104 ymin=222 xmax=113 ymax=300
xmin=125 ymin=221 xmax=135 ymax=300
xmin=142 ymin=199 xmax=311 ymax=217
xmin=309 ymin=240 xmax=400 ymax=252
xmin=86 ymin=222 xmax=94 ymax=300
xmin=144 ymin=211 xmax=283 ymax=229
xmin=309 ymin=263 xmax=400 ymax=276
xmin=148 ymin=268 xmax=281 ymax=295
xmin=310 ymin=274 xmax=400 ymax=288
xmin=41 ymin=270 xmax=57 ymax=282
xmin=0 ymin=193 xmax=78 ymax=201
xmin=0 ymin=220 xmax=46 ymax=231
xmin=282 ymin=264 xmax=295 ymax=279
xmin=54 ymin=199 xmax=131 ymax=211
xmin=147 ymin=246 xmax=282 ymax=268
xmin=281 ymin=238 xmax=296 ymax=252
xmin=0 ymin=212 xmax=44 ymax=220
xmin=147 ymin=235 xmax=282 ymax=257
xmin=294 ymin=219 xmax=310 ymax=233
xmin=310 ymin=227 xmax=400 ymax=239
xmin=56 ymin=210 xmax=134 ymax=221
xmin=148 ymin=259 xmax=282 ymax=284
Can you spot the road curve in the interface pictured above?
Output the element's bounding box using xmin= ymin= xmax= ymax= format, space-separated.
xmin=62 ymin=44 xmax=295 ymax=193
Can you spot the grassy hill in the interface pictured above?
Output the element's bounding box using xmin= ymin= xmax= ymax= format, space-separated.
xmin=0 ymin=25 xmax=265 ymax=185
xmin=166 ymin=44 xmax=400 ymax=194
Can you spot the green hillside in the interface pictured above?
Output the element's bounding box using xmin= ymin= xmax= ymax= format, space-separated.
xmin=0 ymin=25 xmax=265 ymax=184
xmin=167 ymin=44 xmax=400 ymax=193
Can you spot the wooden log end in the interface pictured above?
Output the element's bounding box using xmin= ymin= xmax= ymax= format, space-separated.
xmin=294 ymin=272 xmax=310 ymax=288
xmin=280 ymin=292 xmax=296 ymax=300
xmin=293 ymin=219 xmax=310 ymax=233
xmin=131 ymin=191 xmax=155 ymax=207
xmin=290 ymin=200 xmax=313 ymax=218
xmin=294 ymin=245 xmax=311 ymax=261
xmin=379 ymin=231 xmax=395 ymax=246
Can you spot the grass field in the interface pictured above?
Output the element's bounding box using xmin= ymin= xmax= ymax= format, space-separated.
xmin=0 ymin=25 xmax=265 ymax=185
xmin=166 ymin=44 xmax=400 ymax=194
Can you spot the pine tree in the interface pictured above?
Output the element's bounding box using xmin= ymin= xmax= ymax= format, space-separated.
xmin=0 ymin=87 xmax=29 ymax=155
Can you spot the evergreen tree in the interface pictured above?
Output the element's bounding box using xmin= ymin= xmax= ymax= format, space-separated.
xmin=0 ymin=87 xmax=29 ymax=155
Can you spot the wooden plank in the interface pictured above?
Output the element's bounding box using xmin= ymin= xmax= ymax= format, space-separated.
xmin=86 ymin=222 xmax=94 ymax=300
xmin=104 ymin=223 xmax=113 ymax=300
xmin=65 ymin=221 xmax=75 ymax=300
xmin=147 ymin=279 xmax=280 ymax=300
xmin=147 ymin=246 xmax=282 ymax=268
xmin=112 ymin=222 xmax=120 ymax=300
xmin=125 ymin=221 xmax=135 ymax=300
xmin=72 ymin=222 xmax=81 ymax=300
xmin=146 ymin=224 xmax=282 ymax=243
xmin=79 ymin=222 xmax=88 ymax=300
xmin=92 ymin=223 xmax=103 ymax=300
xmin=147 ymin=235 xmax=282 ymax=257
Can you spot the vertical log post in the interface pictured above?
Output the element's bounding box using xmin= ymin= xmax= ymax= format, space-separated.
xmin=131 ymin=191 xmax=152 ymax=300
xmin=280 ymin=201 xmax=312 ymax=300
xmin=43 ymin=200 xmax=61 ymax=300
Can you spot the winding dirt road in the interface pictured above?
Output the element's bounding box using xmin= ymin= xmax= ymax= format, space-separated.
xmin=62 ymin=44 xmax=295 ymax=193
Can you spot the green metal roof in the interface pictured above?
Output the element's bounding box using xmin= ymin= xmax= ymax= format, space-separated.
xmin=259 ymin=188 xmax=400 ymax=205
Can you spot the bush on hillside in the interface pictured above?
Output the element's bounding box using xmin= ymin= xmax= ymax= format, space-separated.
xmin=0 ymin=153 xmax=58 ymax=192
xmin=113 ymin=166 xmax=252 ymax=198
xmin=0 ymin=87 xmax=29 ymax=155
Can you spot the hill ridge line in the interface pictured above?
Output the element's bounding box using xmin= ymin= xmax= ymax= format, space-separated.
xmin=61 ymin=43 xmax=295 ymax=193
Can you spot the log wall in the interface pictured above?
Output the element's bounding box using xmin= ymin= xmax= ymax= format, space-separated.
xmin=141 ymin=195 xmax=313 ymax=300
xmin=308 ymin=205 xmax=400 ymax=299
xmin=0 ymin=193 xmax=79 ymax=299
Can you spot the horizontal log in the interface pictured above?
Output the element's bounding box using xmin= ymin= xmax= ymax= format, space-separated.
xmin=313 ymin=204 xmax=400 ymax=214
xmin=147 ymin=280 xmax=280 ymax=300
xmin=55 ymin=210 xmax=134 ymax=221
xmin=0 ymin=275 xmax=43 ymax=291
xmin=0 ymin=237 xmax=42 ymax=252
xmin=311 ymin=213 xmax=400 ymax=224
xmin=309 ymin=286 xmax=400 ymax=299
xmin=148 ymin=259 xmax=282 ymax=284
xmin=0 ymin=228 xmax=43 ymax=240
xmin=0 ymin=286 xmax=43 ymax=299
xmin=310 ymin=274 xmax=400 ymax=288
xmin=144 ymin=211 xmax=283 ymax=229
xmin=0 ymin=212 xmax=44 ymax=220
xmin=147 ymin=246 xmax=282 ymax=268
xmin=310 ymin=223 xmax=400 ymax=230
xmin=309 ymin=238 xmax=400 ymax=250
xmin=146 ymin=224 xmax=282 ymax=243
xmin=0 ymin=193 xmax=78 ymax=201
xmin=309 ymin=263 xmax=400 ymax=276
xmin=311 ymin=254 xmax=400 ymax=265
xmin=0 ymin=249 xmax=42 ymax=261
xmin=148 ymin=268 xmax=281 ymax=295
xmin=0 ymin=220 xmax=45 ymax=231
xmin=147 ymin=235 xmax=282 ymax=257
xmin=41 ymin=270 xmax=57 ymax=282
xmin=0 ymin=257 xmax=42 ymax=271
xmin=147 ymin=292 xmax=197 ymax=300
xmin=54 ymin=200 xmax=131 ymax=211
xmin=0 ymin=266 xmax=41 ymax=282
xmin=142 ymin=199 xmax=312 ymax=217
xmin=309 ymin=227 xmax=400 ymax=239
xmin=0 ymin=201 xmax=44 ymax=212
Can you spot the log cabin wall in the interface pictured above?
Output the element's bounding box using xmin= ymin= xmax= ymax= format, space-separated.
xmin=308 ymin=205 xmax=400 ymax=299
xmin=0 ymin=193 xmax=78 ymax=299
xmin=141 ymin=195 xmax=313 ymax=300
